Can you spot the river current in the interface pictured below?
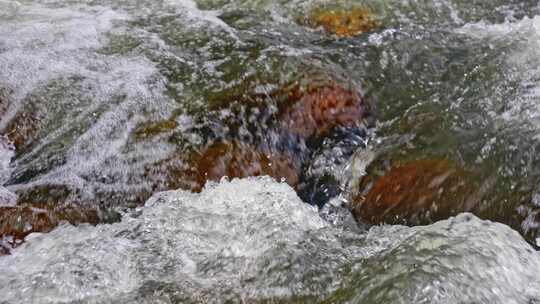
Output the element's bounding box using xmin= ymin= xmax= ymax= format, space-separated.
xmin=1 ymin=0 xmax=540 ymax=303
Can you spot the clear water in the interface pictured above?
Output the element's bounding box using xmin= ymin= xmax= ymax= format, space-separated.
xmin=2 ymin=0 xmax=540 ymax=302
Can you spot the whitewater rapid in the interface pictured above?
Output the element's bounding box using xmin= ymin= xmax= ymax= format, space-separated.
xmin=2 ymin=0 xmax=540 ymax=302
xmin=1 ymin=178 xmax=539 ymax=303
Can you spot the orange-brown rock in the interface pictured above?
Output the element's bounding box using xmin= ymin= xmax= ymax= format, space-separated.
xmin=1 ymin=110 xmax=43 ymax=151
xmin=146 ymin=141 xmax=300 ymax=193
xmin=301 ymin=7 xmax=379 ymax=37
xmin=277 ymin=82 xmax=373 ymax=139
xmin=399 ymin=110 xmax=442 ymax=134
xmin=0 ymin=204 xmax=100 ymax=250
xmin=136 ymin=81 xmax=373 ymax=144
xmin=212 ymin=80 xmax=373 ymax=140
xmin=353 ymin=159 xmax=478 ymax=225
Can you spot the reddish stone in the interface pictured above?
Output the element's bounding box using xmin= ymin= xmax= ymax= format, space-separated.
xmin=300 ymin=7 xmax=379 ymax=37
xmin=209 ymin=81 xmax=373 ymax=140
xmin=0 ymin=204 xmax=99 ymax=248
xmin=135 ymin=80 xmax=373 ymax=144
xmin=146 ymin=141 xmax=300 ymax=193
xmin=141 ymin=80 xmax=373 ymax=197
xmin=1 ymin=110 xmax=43 ymax=151
xmin=353 ymin=159 xmax=476 ymax=225
xmin=277 ymin=83 xmax=373 ymax=139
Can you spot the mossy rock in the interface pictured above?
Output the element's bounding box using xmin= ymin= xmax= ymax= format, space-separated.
xmin=300 ymin=6 xmax=379 ymax=37
xmin=0 ymin=95 xmax=9 ymax=118
xmin=133 ymin=119 xmax=178 ymax=140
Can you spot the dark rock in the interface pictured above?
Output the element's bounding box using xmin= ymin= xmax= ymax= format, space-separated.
xmin=133 ymin=119 xmax=178 ymax=140
xmin=0 ymin=242 xmax=9 ymax=256
xmin=0 ymin=95 xmax=8 ymax=118
xmin=136 ymin=80 xmax=374 ymax=145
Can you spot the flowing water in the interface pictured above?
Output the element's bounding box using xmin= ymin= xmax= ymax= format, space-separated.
xmin=2 ymin=178 xmax=540 ymax=303
xmin=1 ymin=0 xmax=540 ymax=303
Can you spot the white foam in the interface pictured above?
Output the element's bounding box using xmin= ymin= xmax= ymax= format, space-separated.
xmin=0 ymin=186 xmax=17 ymax=206
xmin=0 ymin=0 xmax=20 ymax=18
xmin=0 ymin=2 xmax=175 ymax=195
xmin=0 ymin=135 xmax=14 ymax=185
xmin=1 ymin=178 xmax=539 ymax=303
xmin=0 ymin=4 xmax=128 ymax=122
xmin=459 ymin=16 xmax=540 ymax=131
xmin=166 ymin=0 xmax=239 ymax=39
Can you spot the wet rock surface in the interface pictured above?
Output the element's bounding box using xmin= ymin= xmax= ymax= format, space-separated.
xmin=133 ymin=119 xmax=178 ymax=140
xmin=300 ymin=6 xmax=379 ymax=37
xmin=137 ymin=79 xmax=375 ymax=144
xmin=276 ymin=82 xmax=374 ymax=139
xmin=1 ymin=107 xmax=43 ymax=152
xmin=204 ymin=79 xmax=374 ymax=139
xmin=0 ymin=95 xmax=8 ymax=118
xmin=0 ymin=76 xmax=375 ymax=245
xmin=0 ymin=182 xmax=121 ymax=249
xmin=353 ymin=159 xmax=479 ymax=225
xmin=0 ymin=203 xmax=100 ymax=252
xmin=141 ymin=78 xmax=374 ymax=198
xmin=146 ymin=140 xmax=301 ymax=193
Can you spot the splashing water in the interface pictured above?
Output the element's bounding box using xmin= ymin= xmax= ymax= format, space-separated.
xmin=1 ymin=178 xmax=539 ymax=303
xmin=2 ymin=0 xmax=540 ymax=302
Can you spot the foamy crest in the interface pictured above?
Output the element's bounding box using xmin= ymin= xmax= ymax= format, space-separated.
xmin=0 ymin=178 xmax=539 ymax=303
xmin=0 ymin=4 xmax=127 ymax=120
xmin=0 ymin=0 xmax=20 ymax=18
xmin=0 ymin=2 xmax=175 ymax=197
xmin=459 ymin=16 xmax=540 ymax=132
xmin=0 ymin=135 xmax=14 ymax=185
xmin=166 ymin=0 xmax=239 ymax=39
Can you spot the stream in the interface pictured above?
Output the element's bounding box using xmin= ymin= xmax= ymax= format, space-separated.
xmin=1 ymin=0 xmax=540 ymax=303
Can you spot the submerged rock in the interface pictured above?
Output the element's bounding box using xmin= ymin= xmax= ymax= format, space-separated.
xmin=133 ymin=118 xmax=178 ymax=140
xmin=141 ymin=79 xmax=374 ymax=200
xmin=300 ymin=7 xmax=379 ymax=37
xmin=146 ymin=141 xmax=300 ymax=193
xmin=136 ymin=80 xmax=374 ymax=142
xmin=0 ymin=184 xmax=122 ymax=249
xmin=0 ymin=242 xmax=9 ymax=256
xmin=0 ymin=203 xmax=100 ymax=250
xmin=0 ymin=206 xmax=59 ymax=244
xmin=276 ymin=82 xmax=374 ymax=139
xmin=353 ymin=159 xmax=478 ymax=225
xmin=1 ymin=108 xmax=43 ymax=151
xmin=0 ymin=95 xmax=8 ymax=118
